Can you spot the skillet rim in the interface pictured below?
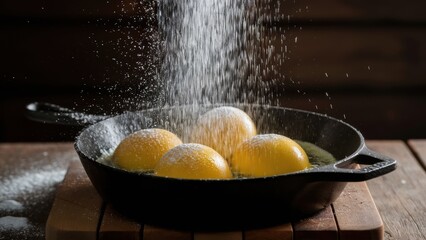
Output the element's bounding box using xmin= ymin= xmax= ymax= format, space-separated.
xmin=74 ymin=103 xmax=365 ymax=182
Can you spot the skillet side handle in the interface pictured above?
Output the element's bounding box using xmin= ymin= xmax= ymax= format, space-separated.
xmin=329 ymin=146 xmax=397 ymax=181
xmin=26 ymin=102 xmax=110 ymax=127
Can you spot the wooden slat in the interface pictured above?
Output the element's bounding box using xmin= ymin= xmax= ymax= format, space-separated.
xmin=45 ymin=161 xmax=103 ymax=240
xmin=3 ymin=26 xmax=426 ymax=90
xmin=254 ymin=27 xmax=426 ymax=89
xmin=143 ymin=225 xmax=192 ymax=240
xmin=408 ymin=139 xmax=426 ymax=169
xmin=54 ymin=162 xmax=102 ymax=207
xmin=276 ymin=93 xmax=426 ymax=140
xmin=244 ymin=223 xmax=292 ymax=240
xmin=333 ymin=181 xmax=383 ymax=240
xmin=1 ymin=26 xmax=158 ymax=89
xmin=293 ymin=206 xmax=338 ymax=240
xmin=0 ymin=0 xmax=155 ymax=19
xmin=366 ymin=140 xmax=426 ymax=240
xmin=2 ymin=0 xmax=426 ymax=22
xmin=194 ymin=231 xmax=242 ymax=240
xmin=257 ymin=0 xmax=426 ymax=22
xmin=98 ymin=204 xmax=141 ymax=240
xmin=45 ymin=199 xmax=100 ymax=240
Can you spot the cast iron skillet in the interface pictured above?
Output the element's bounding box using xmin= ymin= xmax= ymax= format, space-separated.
xmin=26 ymin=102 xmax=396 ymax=231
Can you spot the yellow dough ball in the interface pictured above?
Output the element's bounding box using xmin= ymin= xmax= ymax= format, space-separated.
xmin=112 ymin=128 xmax=182 ymax=171
xmin=154 ymin=143 xmax=232 ymax=179
xmin=189 ymin=106 xmax=257 ymax=160
xmin=230 ymin=134 xmax=311 ymax=177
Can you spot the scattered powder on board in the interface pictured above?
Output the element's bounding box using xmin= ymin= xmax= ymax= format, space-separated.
xmin=0 ymin=216 xmax=31 ymax=231
xmin=0 ymin=166 xmax=66 ymax=199
xmin=0 ymin=150 xmax=72 ymax=239
xmin=0 ymin=200 xmax=24 ymax=212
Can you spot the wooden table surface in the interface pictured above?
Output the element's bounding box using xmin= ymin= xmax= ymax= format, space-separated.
xmin=0 ymin=140 xmax=425 ymax=240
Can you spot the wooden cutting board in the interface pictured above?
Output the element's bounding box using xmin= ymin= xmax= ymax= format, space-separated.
xmin=45 ymin=161 xmax=384 ymax=240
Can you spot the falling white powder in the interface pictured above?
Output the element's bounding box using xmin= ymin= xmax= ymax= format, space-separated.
xmin=159 ymin=0 xmax=249 ymax=106
xmin=158 ymin=0 xmax=276 ymax=110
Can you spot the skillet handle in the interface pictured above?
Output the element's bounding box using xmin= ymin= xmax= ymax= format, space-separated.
xmin=313 ymin=146 xmax=397 ymax=182
xmin=26 ymin=102 xmax=110 ymax=127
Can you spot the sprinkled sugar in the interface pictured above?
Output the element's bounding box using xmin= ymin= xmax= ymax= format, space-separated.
xmin=0 ymin=216 xmax=31 ymax=231
xmin=0 ymin=166 xmax=66 ymax=199
xmin=0 ymin=146 xmax=74 ymax=239
xmin=0 ymin=200 xmax=24 ymax=212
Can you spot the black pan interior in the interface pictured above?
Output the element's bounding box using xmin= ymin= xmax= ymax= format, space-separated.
xmin=77 ymin=104 xmax=362 ymax=163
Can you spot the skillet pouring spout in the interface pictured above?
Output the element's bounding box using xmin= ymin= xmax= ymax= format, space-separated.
xmin=26 ymin=102 xmax=397 ymax=230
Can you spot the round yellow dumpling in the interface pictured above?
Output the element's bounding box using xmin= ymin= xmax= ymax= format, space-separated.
xmin=112 ymin=128 xmax=182 ymax=171
xmin=230 ymin=134 xmax=311 ymax=177
xmin=188 ymin=106 xmax=257 ymax=160
xmin=154 ymin=143 xmax=232 ymax=179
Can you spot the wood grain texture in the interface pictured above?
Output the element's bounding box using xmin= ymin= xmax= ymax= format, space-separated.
xmin=3 ymin=26 xmax=426 ymax=90
xmin=407 ymin=139 xmax=426 ymax=170
xmin=4 ymin=142 xmax=426 ymax=240
xmin=293 ymin=206 xmax=338 ymax=240
xmin=45 ymin=161 xmax=103 ymax=240
xmin=0 ymin=142 xmax=76 ymax=165
xmin=54 ymin=161 xmax=100 ymax=208
xmin=0 ymin=0 xmax=156 ymax=19
xmin=366 ymin=140 xmax=426 ymax=240
xmin=1 ymin=26 xmax=159 ymax=89
xmin=257 ymin=0 xmax=426 ymax=22
xmin=98 ymin=204 xmax=141 ymax=240
xmin=333 ymin=181 xmax=383 ymax=240
xmin=2 ymin=0 xmax=426 ymax=21
xmin=45 ymin=198 xmax=100 ymax=240
xmin=143 ymin=225 xmax=192 ymax=240
xmin=255 ymin=27 xmax=426 ymax=89
xmin=194 ymin=231 xmax=242 ymax=240
xmin=0 ymin=143 xmax=75 ymax=240
xmin=244 ymin=223 xmax=292 ymax=240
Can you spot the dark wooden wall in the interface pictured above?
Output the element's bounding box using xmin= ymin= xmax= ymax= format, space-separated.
xmin=1 ymin=0 xmax=425 ymax=142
